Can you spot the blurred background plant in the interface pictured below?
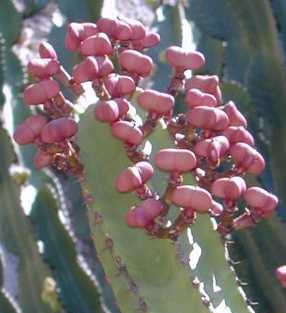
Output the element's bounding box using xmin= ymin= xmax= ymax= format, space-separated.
xmin=0 ymin=0 xmax=286 ymax=313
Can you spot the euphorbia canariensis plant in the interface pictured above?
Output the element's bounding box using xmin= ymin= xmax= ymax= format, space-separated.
xmin=13 ymin=17 xmax=282 ymax=311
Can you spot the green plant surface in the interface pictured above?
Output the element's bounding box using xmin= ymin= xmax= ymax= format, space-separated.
xmin=30 ymin=184 xmax=107 ymax=313
xmin=0 ymin=127 xmax=61 ymax=313
xmin=78 ymin=104 xmax=212 ymax=313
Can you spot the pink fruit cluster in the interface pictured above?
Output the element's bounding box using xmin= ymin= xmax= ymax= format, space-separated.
xmin=13 ymin=17 xmax=278 ymax=240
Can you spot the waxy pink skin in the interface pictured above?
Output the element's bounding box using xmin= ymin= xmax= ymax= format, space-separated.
xmin=95 ymin=56 xmax=114 ymax=78
xmin=80 ymin=33 xmax=113 ymax=56
xmin=126 ymin=199 xmax=164 ymax=228
xmin=95 ymin=98 xmax=129 ymax=123
xmin=210 ymin=200 xmax=224 ymax=217
xmin=171 ymin=185 xmax=213 ymax=213
xmin=40 ymin=118 xmax=78 ymax=143
xmin=185 ymin=88 xmax=217 ymax=108
xmin=186 ymin=75 xmax=222 ymax=104
xmin=65 ymin=22 xmax=99 ymax=51
xmin=133 ymin=32 xmax=160 ymax=50
xmin=123 ymin=18 xmax=146 ymax=40
xmin=223 ymin=101 xmax=247 ymax=128
xmin=39 ymin=42 xmax=58 ymax=59
xmin=223 ymin=126 xmax=255 ymax=146
xmin=97 ymin=17 xmax=133 ymax=41
xmin=13 ymin=115 xmax=48 ymax=145
xmin=276 ymin=266 xmax=286 ymax=288
xmin=28 ymin=58 xmax=60 ymax=79
xmin=72 ymin=57 xmax=99 ymax=83
xmin=188 ymin=106 xmax=229 ymax=131
xmin=116 ymin=161 xmax=153 ymax=193
xmin=194 ymin=136 xmax=230 ymax=163
xmin=211 ymin=176 xmax=246 ymax=200
xmin=233 ymin=213 xmax=254 ymax=230
xmin=104 ymin=74 xmax=135 ymax=98
xmin=155 ymin=149 xmax=197 ymax=172
xmin=230 ymin=143 xmax=265 ymax=175
xmin=34 ymin=150 xmax=53 ymax=169
xmin=166 ymin=46 xmax=205 ymax=71
xmin=119 ymin=49 xmax=153 ymax=77
xmin=24 ymin=79 xmax=60 ymax=106
xmin=137 ymin=89 xmax=174 ymax=114
xmin=111 ymin=121 xmax=143 ymax=145
xmin=244 ymin=187 xmax=278 ymax=217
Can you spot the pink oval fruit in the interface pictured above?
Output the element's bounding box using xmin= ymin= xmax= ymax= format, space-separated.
xmin=223 ymin=101 xmax=247 ymax=128
xmin=34 ymin=150 xmax=53 ymax=169
xmin=223 ymin=126 xmax=254 ymax=146
xmin=13 ymin=114 xmax=48 ymax=145
xmin=111 ymin=121 xmax=143 ymax=145
xmin=244 ymin=187 xmax=278 ymax=217
xmin=230 ymin=143 xmax=265 ymax=175
xmin=155 ymin=149 xmax=197 ymax=172
xmin=80 ymin=33 xmax=113 ymax=56
xmin=194 ymin=136 xmax=230 ymax=163
xmin=39 ymin=42 xmax=58 ymax=59
xmin=95 ymin=56 xmax=114 ymax=78
xmin=24 ymin=79 xmax=60 ymax=105
xmin=166 ymin=46 xmax=205 ymax=71
xmin=137 ymin=89 xmax=174 ymax=114
xmin=40 ymin=118 xmax=77 ymax=143
xmin=171 ymin=185 xmax=213 ymax=213
xmin=94 ymin=100 xmax=120 ymax=123
xmin=185 ymin=88 xmax=217 ymax=108
xmin=104 ymin=74 xmax=135 ymax=98
xmin=185 ymin=75 xmax=222 ymax=104
xmin=188 ymin=106 xmax=229 ymax=131
xmin=211 ymin=176 xmax=246 ymax=200
xmin=119 ymin=49 xmax=153 ymax=77
xmin=28 ymin=58 xmax=60 ymax=78
xmin=72 ymin=57 xmax=99 ymax=83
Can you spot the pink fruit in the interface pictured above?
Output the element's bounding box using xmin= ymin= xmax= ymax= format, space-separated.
xmin=95 ymin=98 xmax=129 ymax=123
xmin=194 ymin=136 xmax=230 ymax=163
xmin=230 ymin=143 xmax=265 ymax=175
xmin=223 ymin=101 xmax=247 ymax=128
xmin=95 ymin=56 xmax=114 ymax=78
xmin=166 ymin=46 xmax=205 ymax=71
xmin=133 ymin=31 xmax=160 ymax=50
xmin=137 ymin=89 xmax=174 ymax=114
xmin=185 ymin=75 xmax=222 ymax=104
xmin=123 ymin=18 xmax=146 ymax=40
xmin=72 ymin=57 xmax=99 ymax=83
xmin=111 ymin=121 xmax=143 ymax=145
xmin=210 ymin=200 xmax=224 ymax=217
xmin=40 ymin=118 xmax=78 ymax=143
xmin=80 ymin=33 xmax=113 ymax=56
xmin=188 ymin=106 xmax=229 ymax=131
xmin=38 ymin=42 xmax=58 ymax=59
xmin=126 ymin=198 xmax=164 ymax=228
xmin=116 ymin=161 xmax=153 ymax=192
xmin=185 ymin=88 xmax=217 ymax=108
xmin=155 ymin=149 xmax=197 ymax=172
xmin=96 ymin=18 xmax=117 ymax=37
xmin=244 ymin=187 xmax=278 ymax=217
xmin=113 ymin=19 xmax=133 ymax=40
xmin=24 ymin=79 xmax=60 ymax=105
xmin=276 ymin=266 xmax=286 ymax=288
xmin=119 ymin=49 xmax=153 ymax=77
xmin=13 ymin=114 xmax=48 ymax=145
xmin=65 ymin=22 xmax=99 ymax=51
xmin=28 ymin=58 xmax=60 ymax=78
xmin=171 ymin=185 xmax=213 ymax=213
xmin=135 ymin=161 xmax=154 ymax=182
xmin=211 ymin=176 xmax=246 ymax=200
xmin=223 ymin=126 xmax=254 ymax=146
xmin=34 ymin=150 xmax=53 ymax=169
xmin=104 ymin=74 xmax=135 ymax=98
